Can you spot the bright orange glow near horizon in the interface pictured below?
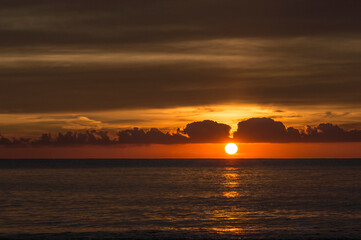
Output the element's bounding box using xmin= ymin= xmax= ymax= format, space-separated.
xmin=1 ymin=142 xmax=360 ymax=159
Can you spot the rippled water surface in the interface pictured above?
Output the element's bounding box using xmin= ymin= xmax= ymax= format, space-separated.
xmin=1 ymin=159 xmax=360 ymax=239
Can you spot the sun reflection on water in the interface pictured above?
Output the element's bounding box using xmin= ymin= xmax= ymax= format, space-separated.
xmin=222 ymin=191 xmax=239 ymax=198
xmin=222 ymin=167 xmax=240 ymax=198
xmin=211 ymin=227 xmax=244 ymax=234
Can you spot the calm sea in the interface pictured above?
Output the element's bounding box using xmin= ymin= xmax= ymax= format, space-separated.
xmin=0 ymin=159 xmax=360 ymax=239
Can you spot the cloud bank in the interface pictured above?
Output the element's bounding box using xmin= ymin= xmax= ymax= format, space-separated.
xmin=1 ymin=118 xmax=361 ymax=146
xmin=234 ymin=118 xmax=361 ymax=142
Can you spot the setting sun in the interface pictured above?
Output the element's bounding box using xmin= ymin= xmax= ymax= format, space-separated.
xmin=225 ymin=143 xmax=238 ymax=155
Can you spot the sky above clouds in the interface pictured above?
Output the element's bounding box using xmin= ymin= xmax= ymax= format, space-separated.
xmin=0 ymin=0 xmax=360 ymax=151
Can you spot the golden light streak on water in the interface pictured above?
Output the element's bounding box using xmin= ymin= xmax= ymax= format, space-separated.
xmin=222 ymin=167 xmax=240 ymax=198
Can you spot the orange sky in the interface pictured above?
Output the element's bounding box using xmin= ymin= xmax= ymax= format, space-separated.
xmin=1 ymin=104 xmax=361 ymax=141
xmin=1 ymin=143 xmax=360 ymax=159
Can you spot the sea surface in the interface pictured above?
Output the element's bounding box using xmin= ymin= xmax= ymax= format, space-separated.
xmin=0 ymin=158 xmax=360 ymax=239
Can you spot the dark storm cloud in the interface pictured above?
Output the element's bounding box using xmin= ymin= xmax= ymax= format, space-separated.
xmin=0 ymin=0 xmax=360 ymax=113
xmin=1 ymin=118 xmax=361 ymax=146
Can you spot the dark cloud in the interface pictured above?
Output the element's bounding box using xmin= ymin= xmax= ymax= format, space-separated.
xmin=0 ymin=128 xmax=188 ymax=146
xmin=0 ymin=63 xmax=246 ymax=113
xmin=0 ymin=0 xmax=360 ymax=113
xmin=1 ymin=59 xmax=360 ymax=113
xmin=1 ymin=118 xmax=361 ymax=146
xmin=302 ymin=123 xmax=361 ymax=142
xmin=0 ymin=135 xmax=13 ymax=145
xmin=234 ymin=118 xmax=361 ymax=143
xmin=324 ymin=111 xmax=350 ymax=118
xmin=0 ymin=0 xmax=359 ymax=48
xmin=0 ymin=134 xmax=31 ymax=146
xmin=34 ymin=131 xmax=114 ymax=145
xmin=234 ymin=118 xmax=295 ymax=142
xmin=182 ymin=120 xmax=231 ymax=142
xmin=117 ymin=128 xmax=187 ymax=144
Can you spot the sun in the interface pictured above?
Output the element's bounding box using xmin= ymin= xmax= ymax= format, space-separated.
xmin=225 ymin=143 xmax=238 ymax=155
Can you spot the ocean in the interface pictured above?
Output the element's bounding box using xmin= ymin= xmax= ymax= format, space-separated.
xmin=0 ymin=159 xmax=360 ymax=239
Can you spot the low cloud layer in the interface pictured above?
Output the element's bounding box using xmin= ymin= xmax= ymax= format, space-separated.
xmin=182 ymin=120 xmax=231 ymax=142
xmin=234 ymin=118 xmax=361 ymax=142
xmin=1 ymin=118 xmax=361 ymax=146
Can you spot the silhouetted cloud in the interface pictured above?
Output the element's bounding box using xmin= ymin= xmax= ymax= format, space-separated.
xmin=302 ymin=123 xmax=361 ymax=142
xmin=1 ymin=118 xmax=361 ymax=146
xmin=0 ymin=133 xmax=31 ymax=146
xmin=234 ymin=118 xmax=361 ymax=142
xmin=182 ymin=120 xmax=231 ymax=143
xmin=234 ymin=118 xmax=297 ymax=142
xmin=32 ymin=130 xmax=115 ymax=145
xmin=0 ymin=135 xmax=13 ymax=145
xmin=117 ymin=128 xmax=188 ymax=144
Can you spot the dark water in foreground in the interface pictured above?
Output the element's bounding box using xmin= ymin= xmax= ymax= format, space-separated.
xmin=0 ymin=159 xmax=360 ymax=239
